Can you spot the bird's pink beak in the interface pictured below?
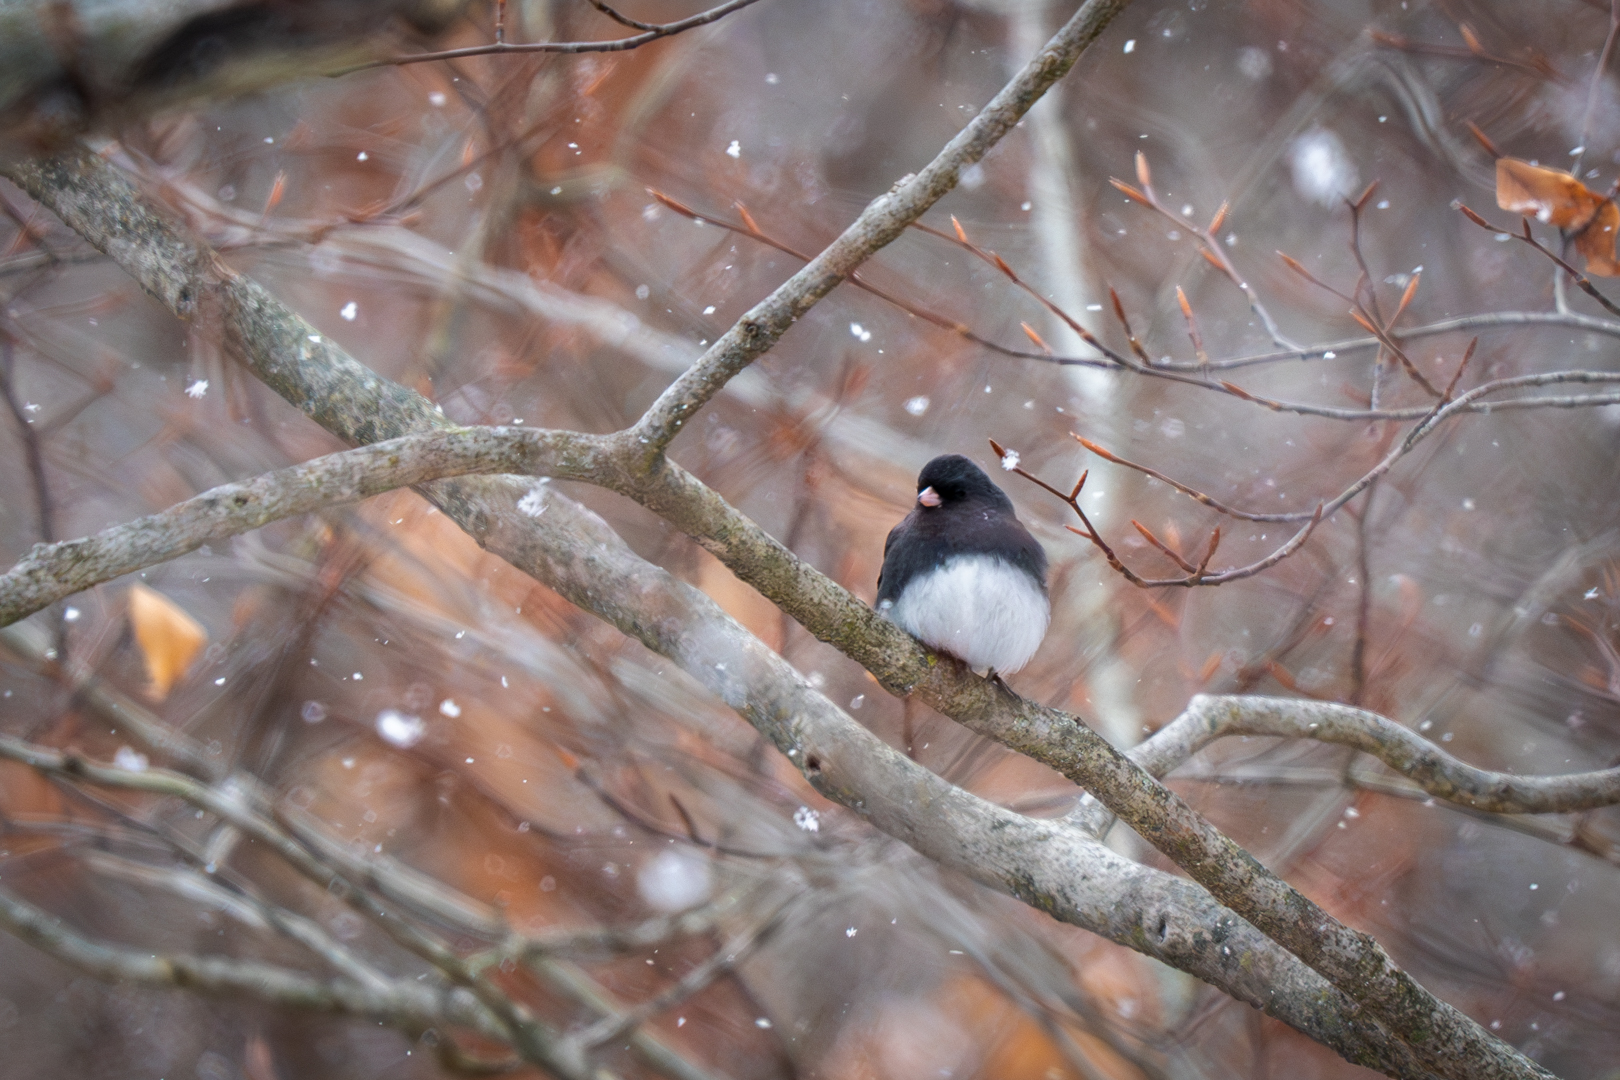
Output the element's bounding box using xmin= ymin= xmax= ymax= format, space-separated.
xmin=918 ymin=487 xmax=941 ymax=507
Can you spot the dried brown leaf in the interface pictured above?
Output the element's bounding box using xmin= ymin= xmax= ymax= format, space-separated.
xmin=129 ymin=583 xmax=207 ymax=699
xmin=1496 ymin=158 xmax=1603 ymax=231
xmin=1575 ymin=198 xmax=1620 ymax=276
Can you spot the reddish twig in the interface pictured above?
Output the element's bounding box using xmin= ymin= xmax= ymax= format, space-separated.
xmin=993 ymin=336 xmax=1497 ymax=589
xmin=1277 ymin=244 xmax=1442 ymax=399
xmin=1175 ymin=286 xmax=1209 ymax=368
xmin=648 ymin=191 xmax=1126 ymax=369
xmin=1110 ymin=153 xmax=1299 ymax=350
xmin=1457 ymin=203 xmax=1620 ymax=318
xmin=1367 ymin=27 xmax=1563 ymax=82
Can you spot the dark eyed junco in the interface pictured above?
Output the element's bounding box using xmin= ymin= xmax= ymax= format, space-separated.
xmin=876 ymin=454 xmax=1050 ymax=674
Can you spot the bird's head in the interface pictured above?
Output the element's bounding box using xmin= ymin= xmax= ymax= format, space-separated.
xmin=914 ymin=454 xmax=1012 ymax=511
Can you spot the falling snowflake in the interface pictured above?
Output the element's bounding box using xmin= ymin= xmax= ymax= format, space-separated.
xmin=793 ymin=806 xmax=820 ymax=832
xmin=376 ymin=709 xmax=426 ymax=748
xmin=186 ymin=379 xmax=209 ymax=399
xmin=340 ymin=301 xmax=358 ymax=321
xmin=904 ymin=396 xmax=930 ymax=416
xmin=1000 ymin=448 xmax=1020 ymax=471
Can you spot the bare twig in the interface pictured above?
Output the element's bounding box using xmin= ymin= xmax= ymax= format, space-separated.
xmin=1110 ymin=154 xmax=1301 ymax=350
xmin=339 ymin=0 xmax=771 ymax=72
xmin=567 ymin=898 xmax=794 ymax=1052
xmin=0 ymin=889 xmax=514 ymax=1043
xmin=1133 ymin=695 xmax=1620 ymax=814
xmin=1458 ymin=203 xmax=1620 ymax=318
xmin=1367 ymin=27 xmax=1563 ymax=82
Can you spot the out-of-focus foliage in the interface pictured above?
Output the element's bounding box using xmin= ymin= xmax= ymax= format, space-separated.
xmin=1 ymin=1 xmax=1619 ymax=1078
xmin=0 ymin=0 xmax=474 ymax=160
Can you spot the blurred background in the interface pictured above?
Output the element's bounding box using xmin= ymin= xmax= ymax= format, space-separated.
xmin=2 ymin=0 xmax=1619 ymax=1076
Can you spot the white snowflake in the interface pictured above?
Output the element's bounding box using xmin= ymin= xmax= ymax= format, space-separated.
xmin=185 ymin=379 xmax=209 ymax=399
xmin=376 ymin=709 xmax=425 ymax=748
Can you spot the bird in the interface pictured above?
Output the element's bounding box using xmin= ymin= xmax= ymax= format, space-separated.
xmin=876 ymin=454 xmax=1050 ymax=675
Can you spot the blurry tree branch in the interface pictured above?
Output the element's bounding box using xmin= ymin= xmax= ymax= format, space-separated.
xmin=0 ymin=888 xmax=521 ymax=1044
xmin=0 ymin=0 xmax=473 ymax=161
xmin=0 ymin=643 xmax=1433 ymax=1076
xmin=346 ymin=0 xmax=772 ymax=71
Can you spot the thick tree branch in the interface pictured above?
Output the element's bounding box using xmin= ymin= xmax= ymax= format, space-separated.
xmin=0 ymin=141 xmax=1548 ymax=1080
xmin=0 ymin=427 xmax=607 ymax=627
xmin=619 ymin=460 xmax=1542 ymax=1080
xmin=0 ymin=150 xmax=1447 ymax=1076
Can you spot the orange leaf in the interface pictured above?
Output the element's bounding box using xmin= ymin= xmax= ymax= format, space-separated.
xmin=1496 ymin=158 xmax=1603 ymax=231
xmin=128 ymin=584 xmax=207 ymax=699
xmin=1575 ymin=198 xmax=1620 ymax=276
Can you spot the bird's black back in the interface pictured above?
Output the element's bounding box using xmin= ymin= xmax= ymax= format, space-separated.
xmin=876 ymin=455 xmax=1047 ymax=605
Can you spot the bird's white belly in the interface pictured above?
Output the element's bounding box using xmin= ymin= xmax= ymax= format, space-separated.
xmin=885 ymin=555 xmax=1050 ymax=673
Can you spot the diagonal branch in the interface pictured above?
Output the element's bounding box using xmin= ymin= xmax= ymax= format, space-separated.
xmin=0 ymin=149 xmax=1449 ymax=1079
xmin=0 ymin=130 xmax=1553 ymax=1080
xmin=625 ymin=0 xmax=1133 ymax=459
